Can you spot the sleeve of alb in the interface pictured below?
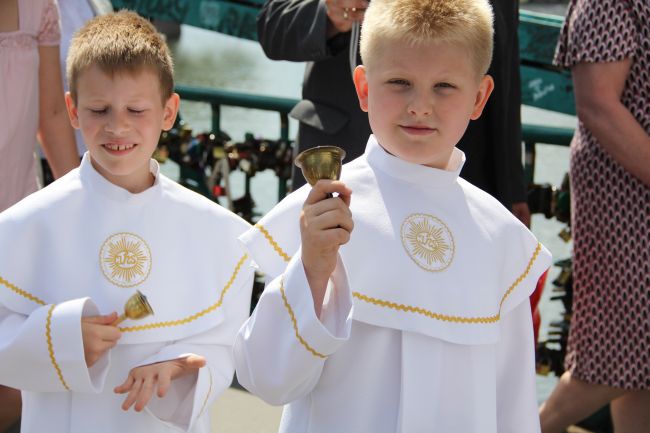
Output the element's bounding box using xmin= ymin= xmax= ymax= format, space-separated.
xmin=233 ymin=251 xmax=352 ymax=405
xmin=495 ymin=301 xmax=541 ymax=433
xmin=0 ymin=298 xmax=110 ymax=393
xmin=138 ymin=269 xmax=254 ymax=432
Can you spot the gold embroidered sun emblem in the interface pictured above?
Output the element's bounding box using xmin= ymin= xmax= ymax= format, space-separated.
xmin=401 ymin=213 xmax=454 ymax=272
xmin=100 ymin=233 xmax=152 ymax=287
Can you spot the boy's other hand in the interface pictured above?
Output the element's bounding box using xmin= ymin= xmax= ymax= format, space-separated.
xmin=325 ymin=0 xmax=368 ymax=37
xmin=300 ymin=180 xmax=353 ymax=316
xmin=114 ymin=355 xmax=207 ymax=412
xmin=81 ymin=312 xmax=122 ymax=368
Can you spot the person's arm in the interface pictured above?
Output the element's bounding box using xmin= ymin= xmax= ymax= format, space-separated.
xmin=0 ymin=299 xmax=111 ymax=393
xmin=0 ymin=385 xmax=21 ymax=432
xmin=115 ymin=270 xmax=254 ymax=432
xmin=116 ymin=335 xmax=236 ymax=431
xmin=234 ymin=252 xmax=352 ymax=405
xmin=37 ymin=45 xmax=79 ymax=179
xmin=257 ymin=0 xmax=367 ymax=62
xmin=495 ymin=301 xmax=541 ymax=433
xmin=572 ymin=59 xmax=650 ymax=186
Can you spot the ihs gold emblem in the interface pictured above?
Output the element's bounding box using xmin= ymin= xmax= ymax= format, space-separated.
xmin=401 ymin=214 xmax=454 ymax=272
xmin=100 ymin=233 xmax=152 ymax=287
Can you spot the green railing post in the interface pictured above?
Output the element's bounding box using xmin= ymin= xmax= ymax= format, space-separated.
xmin=524 ymin=141 xmax=537 ymax=186
xmin=522 ymin=124 xmax=574 ymax=185
xmin=279 ymin=112 xmax=290 ymax=198
xmin=211 ymin=103 xmax=222 ymax=135
xmin=280 ymin=113 xmax=289 ymax=143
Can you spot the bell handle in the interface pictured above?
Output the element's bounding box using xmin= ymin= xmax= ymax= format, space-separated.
xmin=110 ymin=314 xmax=127 ymax=327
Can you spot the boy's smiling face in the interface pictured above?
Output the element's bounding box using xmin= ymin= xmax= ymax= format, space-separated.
xmin=65 ymin=65 xmax=179 ymax=192
xmin=354 ymin=39 xmax=493 ymax=169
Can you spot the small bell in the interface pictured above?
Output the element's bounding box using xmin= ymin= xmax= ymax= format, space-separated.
xmin=112 ymin=290 xmax=154 ymax=326
xmin=294 ymin=146 xmax=346 ymax=186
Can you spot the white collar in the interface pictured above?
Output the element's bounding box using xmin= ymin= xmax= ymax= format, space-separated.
xmin=79 ymin=152 xmax=162 ymax=204
xmin=364 ymin=135 xmax=465 ymax=188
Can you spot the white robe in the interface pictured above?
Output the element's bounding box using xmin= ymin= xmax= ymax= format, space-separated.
xmin=234 ymin=135 xmax=552 ymax=433
xmin=0 ymin=154 xmax=254 ymax=433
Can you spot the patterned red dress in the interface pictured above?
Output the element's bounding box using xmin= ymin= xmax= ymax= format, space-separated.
xmin=554 ymin=0 xmax=649 ymax=390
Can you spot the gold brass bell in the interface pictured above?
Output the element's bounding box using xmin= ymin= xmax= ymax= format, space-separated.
xmin=294 ymin=146 xmax=346 ymax=186
xmin=112 ymin=290 xmax=154 ymax=326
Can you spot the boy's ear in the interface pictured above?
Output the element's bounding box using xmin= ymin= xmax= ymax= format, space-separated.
xmin=162 ymin=93 xmax=180 ymax=131
xmin=64 ymin=92 xmax=80 ymax=129
xmin=353 ymin=65 xmax=369 ymax=113
xmin=470 ymin=75 xmax=494 ymax=120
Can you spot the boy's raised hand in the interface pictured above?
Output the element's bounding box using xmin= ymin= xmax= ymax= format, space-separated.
xmin=114 ymin=355 xmax=207 ymax=412
xmin=300 ymin=180 xmax=353 ymax=316
xmin=81 ymin=312 xmax=122 ymax=368
xmin=325 ymin=0 xmax=369 ymax=35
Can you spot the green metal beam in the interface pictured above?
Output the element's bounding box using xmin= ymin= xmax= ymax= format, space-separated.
xmin=111 ymin=0 xmax=260 ymax=40
xmin=519 ymin=10 xmax=565 ymax=65
xmin=522 ymin=124 xmax=574 ymax=147
xmin=176 ymin=85 xmax=297 ymax=114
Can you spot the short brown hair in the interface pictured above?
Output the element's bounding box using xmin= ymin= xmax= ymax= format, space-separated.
xmin=360 ymin=0 xmax=494 ymax=76
xmin=67 ymin=10 xmax=174 ymax=103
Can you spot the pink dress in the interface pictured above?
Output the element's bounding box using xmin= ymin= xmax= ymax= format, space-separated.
xmin=0 ymin=0 xmax=61 ymax=212
xmin=554 ymin=0 xmax=650 ymax=390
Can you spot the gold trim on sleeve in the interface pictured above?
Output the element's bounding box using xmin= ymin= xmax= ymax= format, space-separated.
xmin=119 ymin=254 xmax=248 ymax=332
xmin=45 ymin=304 xmax=70 ymax=390
xmin=250 ymin=226 xmax=326 ymax=358
xmin=0 ymin=276 xmax=46 ymax=306
xmin=279 ymin=277 xmax=327 ymax=359
xmin=197 ymin=367 xmax=213 ymax=418
xmin=353 ymin=243 xmax=543 ymax=323
xmin=254 ymin=224 xmax=291 ymax=262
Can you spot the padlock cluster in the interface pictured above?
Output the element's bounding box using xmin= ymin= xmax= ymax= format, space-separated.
xmin=527 ymin=172 xmax=571 ymax=223
xmin=155 ymin=120 xmax=294 ymax=223
xmin=532 ymin=172 xmax=573 ymax=378
xmin=536 ymin=257 xmax=572 ymax=377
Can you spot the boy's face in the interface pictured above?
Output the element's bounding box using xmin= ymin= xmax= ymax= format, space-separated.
xmin=65 ymin=65 xmax=179 ymax=192
xmin=354 ymin=39 xmax=493 ymax=169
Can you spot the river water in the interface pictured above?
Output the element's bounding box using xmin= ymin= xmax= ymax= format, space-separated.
xmin=163 ymin=5 xmax=575 ymax=403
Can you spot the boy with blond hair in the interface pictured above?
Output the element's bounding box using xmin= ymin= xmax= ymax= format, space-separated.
xmin=234 ymin=0 xmax=551 ymax=432
xmin=0 ymin=11 xmax=253 ymax=433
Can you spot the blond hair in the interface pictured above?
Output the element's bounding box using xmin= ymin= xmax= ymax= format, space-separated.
xmin=67 ymin=10 xmax=174 ymax=103
xmin=360 ymin=0 xmax=494 ymax=76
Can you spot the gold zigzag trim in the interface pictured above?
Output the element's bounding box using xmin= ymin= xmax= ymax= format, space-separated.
xmin=352 ymin=292 xmax=499 ymax=323
xmin=197 ymin=367 xmax=213 ymax=418
xmin=0 ymin=276 xmax=46 ymax=306
xmin=45 ymin=305 xmax=70 ymax=390
xmin=279 ymin=277 xmax=327 ymax=359
xmin=353 ymin=243 xmax=543 ymax=323
xmin=254 ymin=224 xmax=291 ymax=262
xmin=497 ymin=243 xmax=542 ymax=312
xmin=256 ymin=225 xmax=543 ymax=324
xmin=119 ymin=254 xmax=248 ymax=332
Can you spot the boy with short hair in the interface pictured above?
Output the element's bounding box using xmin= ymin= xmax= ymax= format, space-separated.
xmin=234 ymin=0 xmax=551 ymax=432
xmin=0 ymin=11 xmax=253 ymax=433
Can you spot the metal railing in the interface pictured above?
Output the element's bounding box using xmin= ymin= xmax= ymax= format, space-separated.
xmin=174 ymin=84 xmax=574 ymax=193
xmin=176 ymin=85 xmax=297 ymax=143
